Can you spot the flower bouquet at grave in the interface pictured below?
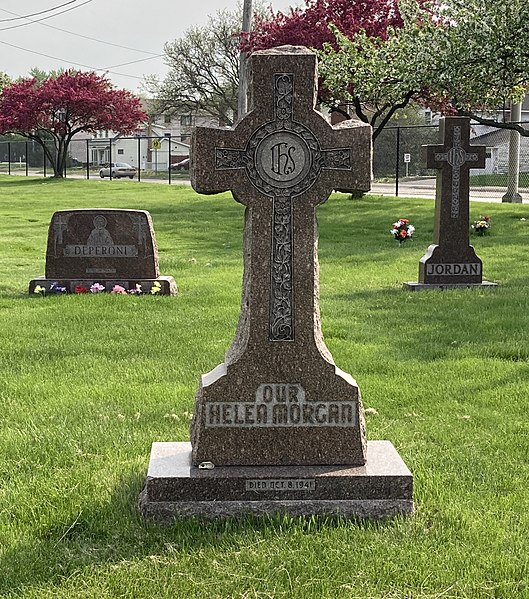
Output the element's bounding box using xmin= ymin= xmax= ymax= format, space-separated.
xmin=33 ymin=281 xmax=67 ymax=295
xmin=471 ymin=215 xmax=491 ymax=236
xmin=390 ymin=218 xmax=415 ymax=244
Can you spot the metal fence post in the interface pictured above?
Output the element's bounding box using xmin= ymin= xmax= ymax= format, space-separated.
xmin=168 ymin=134 xmax=172 ymax=185
xmin=395 ymin=127 xmax=401 ymax=197
xmin=137 ymin=136 xmax=141 ymax=182
xmin=25 ymin=141 xmax=29 ymax=176
xmin=86 ymin=139 xmax=90 ymax=180
xmin=8 ymin=142 xmax=11 ymax=175
xmin=43 ymin=144 xmax=46 ymax=178
xmin=109 ymin=141 xmax=112 ymax=180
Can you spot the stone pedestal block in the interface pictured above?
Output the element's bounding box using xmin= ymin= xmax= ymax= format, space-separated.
xmin=139 ymin=441 xmax=413 ymax=520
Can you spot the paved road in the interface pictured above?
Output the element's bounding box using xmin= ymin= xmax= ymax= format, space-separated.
xmin=371 ymin=178 xmax=527 ymax=203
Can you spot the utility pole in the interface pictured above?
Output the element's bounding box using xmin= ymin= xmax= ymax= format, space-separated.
xmin=502 ymin=101 xmax=523 ymax=203
xmin=237 ymin=0 xmax=253 ymax=121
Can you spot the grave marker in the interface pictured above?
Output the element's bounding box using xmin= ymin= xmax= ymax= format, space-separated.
xmin=405 ymin=117 xmax=496 ymax=289
xmin=29 ymin=209 xmax=177 ymax=294
xmin=140 ymin=46 xmax=413 ymax=519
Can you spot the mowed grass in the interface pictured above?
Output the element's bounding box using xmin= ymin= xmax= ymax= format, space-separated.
xmin=1 ymin=175 xmax=529 ymax=599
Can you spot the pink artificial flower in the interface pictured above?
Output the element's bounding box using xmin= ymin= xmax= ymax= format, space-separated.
xmin=111 ymin=285 xmax=127 ymax=295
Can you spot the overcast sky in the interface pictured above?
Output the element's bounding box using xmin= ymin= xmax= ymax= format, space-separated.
xmin=0 ymin=0 xmax=297 ymax=92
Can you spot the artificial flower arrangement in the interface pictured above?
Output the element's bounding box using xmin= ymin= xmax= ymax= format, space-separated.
xmin=471 ymin=215 xmax=491 ymax=235
xmin=33 ymin=281 xmax=162 ymax=295
xmin=390 ymin=218 xmax=415 ymax=244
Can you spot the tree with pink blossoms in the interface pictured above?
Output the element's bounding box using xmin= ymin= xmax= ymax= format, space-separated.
xmin=0 ymin=71 xmax=146 ymax=178
xmin=243 ymin=0 xmax=529 ymax=139
xmin=242 ymin=0 xmax=408 ymax=53
xmin=241 ymin=0 xmax=440 ymax=137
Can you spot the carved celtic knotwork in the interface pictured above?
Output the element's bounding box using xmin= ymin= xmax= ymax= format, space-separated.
xmin=215 ymin=148 xmax=245 ymax=170
xmin=274 ymin=74 xmax=294 ymax=122
xmin=322 ymin=148 xmax=352 ymax=170
xmin=432 ymin=126 xmax=484 ymax=219
xmin=211 ymin=70 xmax=353 ymax=343
xmin=270 ymin=195 xmax=293 ymax=341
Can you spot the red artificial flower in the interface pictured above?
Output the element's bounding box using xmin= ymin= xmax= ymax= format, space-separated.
xmin=75 ymin=285 xmax=88 ymax=294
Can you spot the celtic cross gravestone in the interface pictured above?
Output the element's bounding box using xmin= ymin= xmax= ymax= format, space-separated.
xmin=140 ymin=47 xmax=413 ymax=519
xmin=405 ymin=117 xmax=496 ymax=289
xmin=190 ymin=46 xmax=371 ymax=467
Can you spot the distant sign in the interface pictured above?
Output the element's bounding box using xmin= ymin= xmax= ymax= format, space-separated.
xmin=404 ymin=153 xmax=411 ymax=163
xmin=152 ymin=139 xmax=161 ymax=150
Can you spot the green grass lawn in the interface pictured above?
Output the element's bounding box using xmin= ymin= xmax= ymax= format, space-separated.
xmin=1 ymin=176 xmax=529 ymax=598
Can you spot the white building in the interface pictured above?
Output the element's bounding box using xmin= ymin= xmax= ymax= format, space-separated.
xmin=69 ymin=107 xmax=220 ymax=170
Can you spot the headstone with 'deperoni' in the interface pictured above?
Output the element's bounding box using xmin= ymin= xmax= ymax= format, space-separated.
xmin=29 ymin=209 xmax=177 ymax=295
xmin=140 ymin=46 xmax=413 ymax=519
xmin=405 ymin=117 xmax=496 ymax=290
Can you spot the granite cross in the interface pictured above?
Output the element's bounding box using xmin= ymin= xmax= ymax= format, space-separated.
xmin=416 ymin=117 xmax=487 ymax=286
xmin=190 ymin=46 xmax=371 ymax=466
xmin=425 ymin=117 xmax=485 ymax=239
xmin=192 ymin=46 xmax=370 ymax=342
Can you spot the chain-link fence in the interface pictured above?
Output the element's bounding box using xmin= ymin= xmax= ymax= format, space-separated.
xmin=0 ymin=136 xmax=190 ymax=183
xmin=373 ymin=122 xmax=529 ymax=199
xmin=2 ymin=125 xmax=529 ymax=199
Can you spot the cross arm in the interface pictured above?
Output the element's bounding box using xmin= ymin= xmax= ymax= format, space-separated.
xmin=424 ymin=144 xmax=445 ymax=170
xmin=319 ymin=119 xmax=372 ymax=194
xmin=191 ymin=125 xmax=245 ymax=195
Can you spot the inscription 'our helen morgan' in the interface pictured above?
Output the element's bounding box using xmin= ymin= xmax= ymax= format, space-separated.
xmin=205 ymin=383 xmax=357 ymax=428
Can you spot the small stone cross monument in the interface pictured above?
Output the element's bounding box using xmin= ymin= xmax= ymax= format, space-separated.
xmin=405 ymin=117 xmax=496 ymax=289
xmin=140 ymin=46 xmax=413 ymax=519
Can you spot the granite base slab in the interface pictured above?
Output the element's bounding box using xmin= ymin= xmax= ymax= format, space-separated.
xmin=29 ymin=275 xmax=177 ymax=295
xmin=404 ymin=281 xmax=497 ymax=291
xmin=139 ymin=441 xmax=413 ymax=520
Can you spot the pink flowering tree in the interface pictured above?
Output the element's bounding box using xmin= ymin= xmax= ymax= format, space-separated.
xmin=240 ymin=0 xmax=442 ymax=136
xmin=0 ymin=70 xmax=147 ymax=178
xmin=242 ymin=0 xmax=409 ymax=53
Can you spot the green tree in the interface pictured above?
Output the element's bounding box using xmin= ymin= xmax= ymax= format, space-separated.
xmin=148 ymin=4 xmax=272 ymax=126
xmin=320 ymin=0 xmax=529 ymax=136
xmin=319 ymin=1 xmax=440 ymax=139
xmin=429 ymin=0 xmax=529 ymax=134
xmin=146 ymin=8 xmax=242 ymax=126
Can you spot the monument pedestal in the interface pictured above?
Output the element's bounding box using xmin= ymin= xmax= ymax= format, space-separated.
xmin=28 ymin=275 xmax=177 ymax=295
xmin=140 ymin=47 xmax=413 ymax=521
xmin=404 ymin=281 xmax=497 ymax=291
xmin=139 ymin=441 xmax=413 ymax=520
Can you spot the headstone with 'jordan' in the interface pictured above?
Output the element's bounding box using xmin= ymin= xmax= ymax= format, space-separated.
xmin=405 ymin=117 xmax=496 ymax=290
